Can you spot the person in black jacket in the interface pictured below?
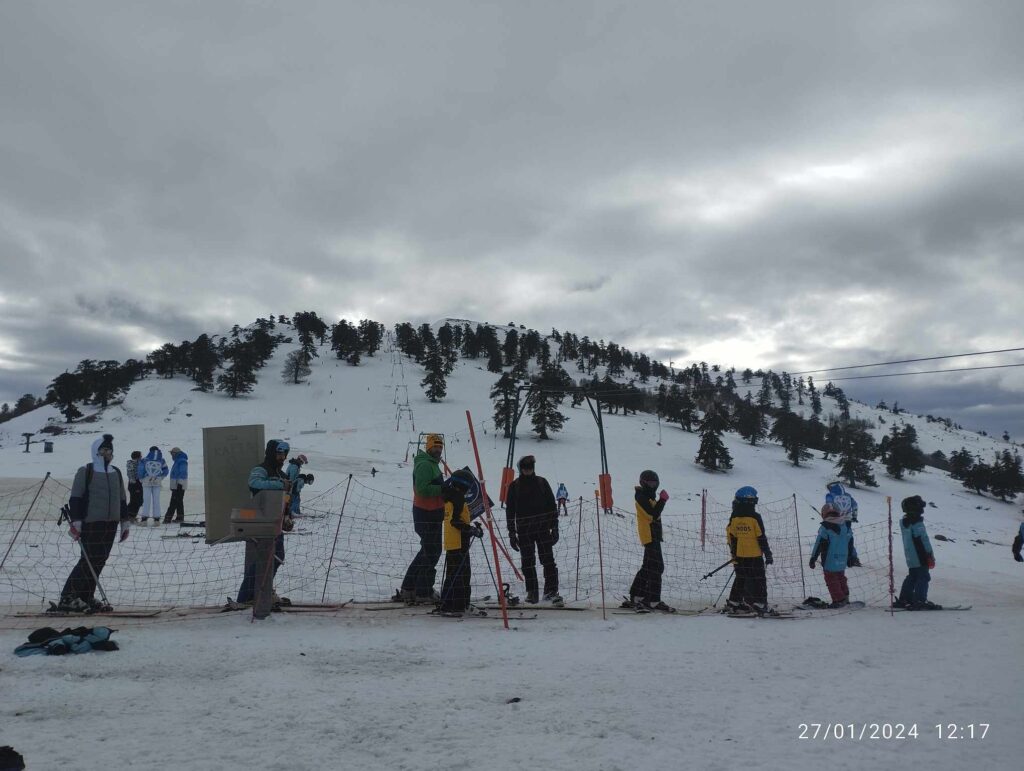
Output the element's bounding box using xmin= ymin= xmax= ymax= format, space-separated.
xmin=506 ymin=455 xmax=562 ymax=605
xmin=624 ymin=470 xmax=675 ymax=612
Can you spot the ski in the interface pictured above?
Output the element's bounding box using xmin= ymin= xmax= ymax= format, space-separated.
xmin=28 ymin=606 xmax=165 ymax=619
xmin=427 ymin=612 xmax=538 ymax=620
xmin=483 ymin=604 xmax=588 ymax=612
xmin=793 ymin=600 xmax=865 ymax=611
xmin=890 ymin=605 xmax=971 ymax=612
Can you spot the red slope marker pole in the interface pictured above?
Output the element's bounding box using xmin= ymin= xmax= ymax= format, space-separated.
xmin=466 ymin=410 xmax=510 ymax=630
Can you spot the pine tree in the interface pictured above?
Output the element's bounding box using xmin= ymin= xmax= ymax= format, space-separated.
xmin=48 ymin=372 xmax=85 ymax=422
xmin=527 ymin=361 xmax=573 ymax=439
xmin=503 ymin=329 xmax=519 ymax=366
xmin=420 ymin=342 xmax=447 ymax=402
xmin=948 ymin=447 xmax=974 ymax=480
xmin=963 ymin=461 xmax=991 ymax=495
xmin=190 ymin=334 xmax=220 ymax=391
xmin=694 ymin=403 xmax=733 ymax=471
xmin=808 ymin=377 xmax=822 ymax=417
xmin=833 ymin=423 xmax=878 ymax=488
xmin=989 ymin=450 xmax=1024 ymax=501
xmin=771 ymin=409 xmax=812 ymax=466
xmin=757 ymin=373 xmax=773 ymax=410
xmin=358 ymin=319 xmax=385 ymax=356
xmin=735 ymin=394 xmax=768 ymax=446
xmin=885 ymin=425 xmax=926 ymax=480
xmin=490 ymin=372 xmax=518 ymax=438
xmin=217 ymin=342 xmax=259 ymax=397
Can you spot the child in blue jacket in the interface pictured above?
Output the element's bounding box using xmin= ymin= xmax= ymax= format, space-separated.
xmin=896 ymin=495 xmax=941 ymax=610
xmin=808 ymin=503 xmax=859 ymax=607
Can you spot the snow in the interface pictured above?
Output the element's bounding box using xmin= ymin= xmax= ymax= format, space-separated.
xmin=2 ymin=332 xmax=1022 ymax=769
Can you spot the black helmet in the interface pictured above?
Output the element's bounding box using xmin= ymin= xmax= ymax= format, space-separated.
xmin=639 ymin=470 xmax=659 ymax=488
xmin=901 ymin=495 xmax=925 ymax=515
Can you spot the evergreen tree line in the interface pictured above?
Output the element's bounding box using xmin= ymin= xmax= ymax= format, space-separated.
xmin=948 ymin=448 xmax=1024 ymax=500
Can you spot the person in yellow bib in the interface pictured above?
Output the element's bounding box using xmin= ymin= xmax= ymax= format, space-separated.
xmin=438 ymin=468 xmax=484 ymax=616
xmin=725 ymin=486 xmax=774 ymax=614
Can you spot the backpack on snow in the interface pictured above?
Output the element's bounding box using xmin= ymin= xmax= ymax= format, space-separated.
xmin=13 ymin=626 xmax=118 ymax=656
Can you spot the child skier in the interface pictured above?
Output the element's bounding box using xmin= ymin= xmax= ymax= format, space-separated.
xmin=556 ymin=482 xmax=569 ymax=516
xmin=623 ymin=470 xmax=675 ymax=612
xmin=808 ymin=503 xmax=859 ymax=607
xmin=725 ymin=486 xmax=775 ymax=615
xmin=438 ymin=468 xmax=483 ymax=616
xmin=895 ymin=495 xmax=941 ymax=610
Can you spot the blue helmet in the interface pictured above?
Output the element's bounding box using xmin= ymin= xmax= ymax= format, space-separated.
xmin=276 ymin=440 xmax=290 ymax=453
xmin=735 ymin=485 xmax=758 ymax=501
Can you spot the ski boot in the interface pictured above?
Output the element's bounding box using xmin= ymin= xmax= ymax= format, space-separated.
xmin=525 ymin=591 xmax=539 ymax=605
xmin=49 ymin=596 xmax=91 ymax=614
xmin=84 ymin=597 xmax=113 ymax=613
xmin=543 ymin=591 xmax=564 ymax=607
xmin=723 ymin=600 xmax=751 ymax=615
xmin=649 ymin=601 xmax=676 ymax=613
xmin=619 ymin=595 xmax=636 ymax=609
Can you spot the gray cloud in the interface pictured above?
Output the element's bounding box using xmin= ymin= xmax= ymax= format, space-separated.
xmin=1 ymin=0 xmax=1022 ymax=437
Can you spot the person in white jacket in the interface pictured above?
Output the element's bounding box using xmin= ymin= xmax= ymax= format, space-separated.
xmin=137 ymin=446 xmax=169 ymax=525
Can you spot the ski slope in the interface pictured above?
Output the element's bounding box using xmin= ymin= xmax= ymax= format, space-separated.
xmin=1 ymin=330 xmax=1022 ymax=770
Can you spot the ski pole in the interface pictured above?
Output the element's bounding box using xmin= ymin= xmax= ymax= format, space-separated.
xmin=713 ymin=570 xmax=734 ymax=608
xmin=78 ymin=537 xmax=111 ymax=609
xmin=700 ymin=558 xmax=735 ymax=581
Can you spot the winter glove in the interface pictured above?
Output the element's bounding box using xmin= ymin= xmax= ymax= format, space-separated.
xmin=808 ymin=558 xmax=817 ymax=569
xmin=926 ymin=555 xmax=935 ymax=569
xmin=69 ymin=522 xmax=83 ymax=541
xmin=509 ymin=532 xmax=519 ymax=552
xmin=658 ymin=489 xmax=670 ymax=502
xmin=282 ymin=516 xmax=295 ymax=532
xmin=1015 ymin=553 xmax=1023 ymax=563
xmin=847 ymin=556 xmax=861 ymax=568
xmin=470 ymin=523 xmax=484 ymax=539
xmin=763 ymin=552 xmax=773 ymax=566
xmin=120 ymin=521 xmax=130 ymax=542
xmin=550 ymin=526 xmax=559 ymax=545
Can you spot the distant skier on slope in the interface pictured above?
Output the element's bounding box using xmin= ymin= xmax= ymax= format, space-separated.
xmin=556 ymin=483 xmax=569 ymax=516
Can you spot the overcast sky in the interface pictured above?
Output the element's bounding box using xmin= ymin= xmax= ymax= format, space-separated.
xmin=2 ymin=0 xmax=1022 ymax=439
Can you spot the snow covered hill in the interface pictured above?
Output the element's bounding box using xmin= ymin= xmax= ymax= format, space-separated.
xmin=1 ymin=327 xmax=1022 ymax=770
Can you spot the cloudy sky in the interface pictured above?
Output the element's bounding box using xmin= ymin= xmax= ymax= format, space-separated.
xmin=2 ymin=0 xmax=1022 ymax=438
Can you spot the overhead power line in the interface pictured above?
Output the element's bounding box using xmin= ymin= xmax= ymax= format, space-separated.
xmin=788 ymin=347 xmax=1024 ymax=376
xmin=819 ymin=362 xmax=1024 ymax=382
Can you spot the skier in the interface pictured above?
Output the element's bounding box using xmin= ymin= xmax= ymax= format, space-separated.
xmin=808 ymin=503 xmax=859 ymax=607
xmin=137 ymin=446 xmax=168 ymax=525
xmin=125 ymin=450 xmax=143 ymax=521
xmin=506 ymin=455 xmax=562 ymax=605
xmin=163 ymin=447 xmax=188 ymax=524
xmin=825 ymin=481 xmax=858 ymax=523
xmin=895 ymin=495 xmax=941 ymax=609
xmin=556 ymin=483 xmax=569 ymax=516
xmin=286 ymin=453 xmax=309 ymax=516
xmin=55 ymin=434 xmax=130 ymax=612
xmin=396 ymin=434 xmax=446 ymax=604
xmin=725 ymin=486 xmax=775 ymax=615
xmin=623 ymin=470 xmax=674 ymax=612
xmin=236 ymin=439 xmax=294 ymax=610
xmin=438 ymin=469 xmax=483 ymax=616
xmin=1012 ymin=521 xmax=1023 ymax=562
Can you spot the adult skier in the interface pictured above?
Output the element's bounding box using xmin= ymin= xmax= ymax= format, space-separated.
xmin=396 ymin=434 xmax=446 ymax=604
xmin=506 ymin=455 xmax=562 ymax=605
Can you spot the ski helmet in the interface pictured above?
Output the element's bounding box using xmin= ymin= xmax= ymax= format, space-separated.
xmin=901 ymin=495 xmax=925 ymax=515
xmin=276 ymin=440 xmax=290 ymax=454
xmin=735 ymin=485 xmax=758 ymax=501
xmin=639 ymin=470 xmax=659 ymax=487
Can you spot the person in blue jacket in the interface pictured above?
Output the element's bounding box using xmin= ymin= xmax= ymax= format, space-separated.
xmin=556 ymin=482 xmax=569 ymax=516
xmin=808 ymin=503 xmax=860 ymax=607
xmin=236 ymin=439 xmax=294 ymax=608
xmin=286 ymin=453 xmax=308 ymax=516
xmin=826 ymin=481 xmax=858 ymax=523
xmin=895 ymin=495 xmax=940 ymax=610
xmin=163 ymin=447 xmax=189 ymax=524
xmin=137 ymin=446 xmax=169 ymax=525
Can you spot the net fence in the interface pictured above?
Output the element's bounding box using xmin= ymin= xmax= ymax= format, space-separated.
xmin=1 ymin=475 xmax=895 ymax=612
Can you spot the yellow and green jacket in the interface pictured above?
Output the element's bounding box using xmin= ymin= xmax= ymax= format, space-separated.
xmin=634 ymin=485 xmax=665 ymax=545
xmin=443 ymin=500 xmax=472 ymax=551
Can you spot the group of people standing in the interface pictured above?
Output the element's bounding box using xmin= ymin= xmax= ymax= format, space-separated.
xmin=52 ymin=430 xmax=1020 ymax=617
xmin=124 ymin=446 xmax=189 ymax=525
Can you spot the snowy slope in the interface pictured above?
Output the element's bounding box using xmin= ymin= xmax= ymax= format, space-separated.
xmin=1 ymin=332 xmax=1022 ymax=770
